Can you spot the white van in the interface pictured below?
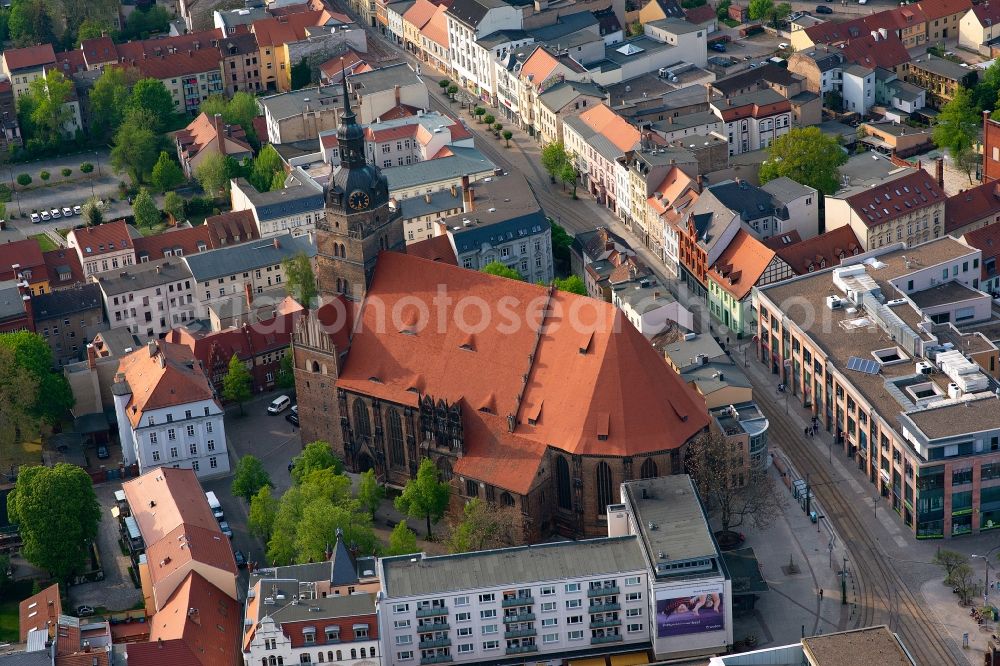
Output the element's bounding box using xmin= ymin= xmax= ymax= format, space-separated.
xmin=267 ymin=395 xmax=292 ymax=414
xmin=205 ymin=491 xmax=224 ymax=520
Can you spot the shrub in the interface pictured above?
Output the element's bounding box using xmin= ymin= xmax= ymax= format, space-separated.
xmin=16 ymin=174 xmax=31 ymax=187
xmin=39 ymin=171 xmax=50 ymax=181
xmin=80 ymin=162 xmax=94 ymax=174
xmin=61 ymin=168 xmax=72 ymax=178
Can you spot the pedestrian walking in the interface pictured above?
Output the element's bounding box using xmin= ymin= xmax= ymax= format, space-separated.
xmin=819 ymin=588 xmax=824 ymax=599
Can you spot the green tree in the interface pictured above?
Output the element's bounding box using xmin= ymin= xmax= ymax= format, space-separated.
xmin=492 ymin=122 xmax=503 ymax=135
xmin=60 ymin=168 xmax=71 ymax=178
xmin=231 ymin=455 xmax=272 ymax=503
xmin=483 ymin=114 xmax=495 ymax=126
xmin=540 ymin=141 xmax=568 ymax=181
xmin=15 ymin=174 xmax=30 ymax=187
xmin=291 ymin=441 xmax=343 ymax=484
xmin=75 ymin=17 xmax=114 ymax=44
xmin=934 ymin=87 xmax=980 ymax=159
xmin=559 ymin=162 xmax=578 ymax=197
xmin=446 ymin=84 xmax=458 ymax=102
xmin=18 ymin=69 xmax=73 ymax=148
xmin=151 ymin=151 xmax=185 ymax=192
xmin=111 ymin=109 xmax=160 ymax=185
xmin=758 ymin=127 xmax=848 ymax=195
xmin=716 ymin=0 xmax=732 ymax=20
xmin=249 ymin=485 xmax=279 ymax=542
xmin=932 ymin=548 xmax=968 ymax=579
xmin=395 ymin=458 xmax=450 ymax=538
xmin=438 ymin=79 xmax=450 ymax=91
xmin=39 ymin=170 xmax=49 ymax=181
xmin=282 ymin=252 xmax=318 ymax=306
xmin=550 ymin=220 xmax=573 ymax=269
xmin=769 ymin=1 xmax=791 ymax=27
xmin=387 ymin=520 xmax=418 ymax=556
xmin=88 ymin=66 xmax=136 ymax=142
xmin=553 ymin=275 xmax=587 ymax=295
xmin=295 ymin=496 xmax=377 ymax=562
xmin=0 ymin=344 xmax=39 ymax=451
xmin=502 ymin=129 xmax=513 ymax=147
xmin=118 ymin=5 xmax=170 ymax=41
xmin=131 ymin=187 xmax=159 ymax=228
xmin=357 ymin=469 xmax=384 ymax=518
xmin=195 ymin=152 xmax=233 ymax=196
xmin=7 ymin=463 xmax=100 ymax=581
xmin=446 ymin=498 xmax=521 ymax=553
xmin=0 ymin=330 xmax=73 ymax=425
xmin=8 ymin=0 xmax=55 ymax=47
xmin=221 ymin=353 xmax=252 ymax=415
xmin=956 ymin=147 xmax=981 ymax=185
xmin=473 ymin=106 xmax=485 ymax=122
xmin=290 ymin=57 xmax=311 ymax=90
xmin=80 ymin=197 xmax=102 ymax=227
xmin=127 ymin=78 xmax=174 ymax=131
xmin=747 ymin=0 xmax=773 ymax=21
xmin=276 ymin=351 xmax=295 ymax=389
xmin=79 ymin=162 xmax=93 ymax=174
xmin=481 ymin=261 xmax=524 ymax=281
xmin=250 ymin=144 xmax=284 ymax=192
xmin=225 ymin=92 xmax=260 ymax=141
xmin=163 ymin=191 xmax=184 ymax=221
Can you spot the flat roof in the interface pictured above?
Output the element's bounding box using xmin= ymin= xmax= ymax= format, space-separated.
xmin=907 ymin=281 xmax=983 ymax=309
xmin=624 ymin=475 xmax=717 ymax=565
xmin=801 ymin=626 xmax=914 ymax=666
xmin=381 ymin=536 xmax=646 ymax=598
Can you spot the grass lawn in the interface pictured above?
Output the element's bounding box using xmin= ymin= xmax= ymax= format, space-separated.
xmin=137 ymin=221 xmax=169 ymax=237
xmin=30 ymin=233 xmax=57 ymax=252
xmin=0 ymin=437 xmax=43 ymax=474
xmin=0 ymin=579 xmax=36 ymax=642
xmin=721 ymin=17 xmax=739 ymax=27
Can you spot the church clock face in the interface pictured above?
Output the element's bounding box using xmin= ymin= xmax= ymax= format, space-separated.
xmin=348 ymin=190 xmax=370 ymax=211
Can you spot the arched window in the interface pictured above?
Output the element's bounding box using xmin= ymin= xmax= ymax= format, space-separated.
xmin=500 ymin=492 xmax=515 ymax=507
xmin=336 ymin=651 xmax=342 ymax=660
xmin=267 ymin=658 xmax=276 ymax=666
xmin=318 ymin=653 xmax=324 ymax=662
xmin=436 ymin=457 xmax=453 ymax=481
xmin=327 ymin=652 xmax=332 ymax=661
xmin=387 ymin=408 xmax=405 ymax=469
xmin=595 ymin=461 xmax=613 ymax=516
xmin=361 ymin=647 xmax=367 ymax=657
xmin=353 ymin=399 xmax=371 ymax=439
xmin=556 ymin=455 xmax=572 ymax=510
xmin=640 ymin=458 xmax=658 ymax=479
xmin=309 ymin=360 xmax=320 ymax=372
xmin=351 ymin=649 xmax=357 ymax=659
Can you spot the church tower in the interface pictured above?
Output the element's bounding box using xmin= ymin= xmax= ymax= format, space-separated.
xmin=315 ymin=71 xmax=404 ymax=301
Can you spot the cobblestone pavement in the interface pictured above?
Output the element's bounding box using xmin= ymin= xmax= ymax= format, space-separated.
xmin=69 ymin=483 xmax=142 ymax=612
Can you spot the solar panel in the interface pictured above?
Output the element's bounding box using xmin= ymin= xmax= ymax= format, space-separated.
xmin=846 ymin=356 xmax=880 ymax=374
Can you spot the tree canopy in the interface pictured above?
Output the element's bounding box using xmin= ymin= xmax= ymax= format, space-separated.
xmin=447 ymin=498 xmax=521 ymax=553
xmin=758 ymin=127 xmax=848 ymax=195
xmin=554 ymin=275 xmax=587 ymax=295
xmin=111 ymin=109 xmax=160 ymax=185
xmin=88 ymin=67 xmax=138 ymax=143
xmin=282 ymin=252 xmax=318 ymax=306
xmin=395 ymin=458 xmax=450 ymax=538
xmin=18 ymin=69 xmax=73 ymax=150
xmin=231 ymin=455 xmax=272 ymax=503
xmin=933 ymin=86 xmax=980 ymax=159
xmin=481 ymin=261 xmax=524 ymax=281
xmin=540 ymin=141 xmax=569 ymax=180
xmin=151 ymin=151 xmax=185 ymax=192
xmin=221 ymin=354 xmax=252 ymax=414
xmin=7 ymin=464 xmax=100 ymax=581
xmin=8 ymin=0 xmax=55 ymax=47
xmin=127 ymin=78 xmax=174 ymax=132
xmin=387 ymin=521 xmax=418 ymax=556
xmin=200 ymin=92 xmax=259 ymax=144
xmin=131 ymin=188 xmax=160 ymax=228
xmin=0 ymin=331 xmax=73 ymax=425
xmin=0 ymin=344 xmax=39 ymax=451
xmin=357 ymin=469 xmax=384 ymax=518
xmin=291 ymin=441 xmax=343 ymax=484
xmin=195 ymin=153 xmax=234 ymax=196
xmin=249 ymin=485 xmax=279 ymax=542
xmin=249 ymin=145 xmax=284 ymax=192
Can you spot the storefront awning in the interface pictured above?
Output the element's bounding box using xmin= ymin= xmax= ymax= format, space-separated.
xmin=609 ymin=652 xmax=651 ymax=666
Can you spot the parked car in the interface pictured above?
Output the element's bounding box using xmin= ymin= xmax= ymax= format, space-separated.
xmin=815 ymin=5 xmax=833 ymax=12
xmin=50 ymin=208 xmax=61 ymax=219
xmin=30 ymin=212 xmax=40 ymax=223
xmin=285 ymin=404 xmax=299 ymax=427
xmin=62 ymin=206 xmax=73 ymax=217
xmin=40 ymin=211 xmax=51 ymax=221
xmin=219 ymin=521 xmax=233 ymax=538
xmin=234 ymin=550 xmax=247 ymax=568
xmin=76 ymin=606 xmax=95 ymax=617
xmin=710 ymin=42 xmax=726 ymax=52
xmin=267 ymin=395 xmax=291 ymax=414
xmin=97 ymin=444 xmax=109 ymax=459
xmin=778 ymin=42 xmax=789 ymax=50
xmin=73 ymin=205 xmax=81 ymax=215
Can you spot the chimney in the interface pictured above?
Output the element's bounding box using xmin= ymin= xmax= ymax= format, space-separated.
xmin=273 ymin=237 xmax=280 ymax=249
xmin=696 ymin=174 xmax=703 ymax=190
xmin=244 ymin=282 xmax=253 ymax=310
xmin=450 ymin=183 xmax=457 ymax=197
xmin=464 ymin=186 xmax=475 ymax=212
xmin=424 ymin=193 xmax=432 ymax=203
xmin=86 ymin=343 xmax=97 ymax=370
xmin=936 ymin=156 xmax=944 ymax=189
xmin=148 ymin=340 xmax=157 ymax=357
xmin=17 ymin=281 xmax=32 ymax=328
xmin=461 ymin=174 xmax=470 ymax=192
xmin=394 ymin=84 xmax=401 ymax=105
xmin=214 ymin=113 xmax=225 ymax=153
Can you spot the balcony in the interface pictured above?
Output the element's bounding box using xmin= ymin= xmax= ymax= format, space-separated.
xmin=417 ymin=622 xmax=450 ymax=633
xmin=587 ymin=586 xmax=620 ymax=597
xmin=505 ymin=645 xmax=539 ymax=656
xmin=589 ymin=618 xmax=621 ymax=629
xmin=503 ymin=612 xmax=535 ymax=623
xmin=591 ymin=634 xmax=623 ymax=644
xmin=416 ymin=607 xmax=449 ymax=618
xmin=504 ymin=628 xmax=536 ymax=639
xmin=502 ymin=596 xmax=534 ymax=608
xmin=420 ymin=656 xmax=453 ymax=665
xmin=419 ymin=638 xmax=452 ymax=649
xmin=588 ymin=602 xmax=621 ymax=614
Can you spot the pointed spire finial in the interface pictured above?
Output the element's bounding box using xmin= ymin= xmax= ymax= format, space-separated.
xmin=341 ymin=58 xmax=353 ymax=119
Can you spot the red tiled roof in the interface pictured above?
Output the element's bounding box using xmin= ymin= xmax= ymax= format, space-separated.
xmin=916 ymin=0 xmax=971 ymax=21
xmin=707 ymin=228 xmax=779 ymax=300
xmin=377 ymin=103 xmax=420 ymax=121
xmin=684 ymin=4 xmax=715 ymax=24
xmin=716 ymin=97 xmax=791 ymax=122
xmin=0 ymin=238 xmax=46 ymax=282
xmin=80 ymin=35 xmax=119 ymax=67
xmin=336 ymin=253 xmax=708 ymax=487
xmin=403 ymin=0 xmax=438 ymax=30
xmin=116 ymin=340 xmax=217 ymax=427
xmin=252 ymin=10 xmax=331 ymax=46
xmin=128 ymin=47 xmax=223 ymax=80
xmin=122 ymin=466 xmax=221 ymax=543
xmin=946 ymin=180 xmax=1000 ymax=234
xmin=576 ymin=104 xmax=641 ymax=152
xmin=422 ymin=4 xmax=450 ymax=47
xmin=205 ymin=210 xmax=260 ymax=246
xmin=406 ymin=235 xmax=458 ymax=264
xmin=963 ymin=222 xmax=1000 ymax=281
xmin=42 ymin=248 xmax=86 ymax=288
xmin=762 ymin=230 xmax=802 ymax=249
xmin=283 ymin=606 xmax=378 ymax=648
xmin=54 ymin=48 xmax=87 ymax=75
xmin=18 ymin=583 xmax=61 ymax=642
xmin=846 ymin=170 xmax=944 ymax=227
xmin=773 ymin=227 xmax=861 ymax=274
xmin=134 ymin=226 xmax=213 ymax=261
xmin=69 ymin=219 xmax=134 ymax=257
xmin=970 ymin=0 xmax=1000 ymax=25
xmin=319 ymin=48 xmax=367 ymax=79
xmin=176 ymin=112 xmax=252 ymax=161
xmin=3 ymin=43 xmax=56 ymax=71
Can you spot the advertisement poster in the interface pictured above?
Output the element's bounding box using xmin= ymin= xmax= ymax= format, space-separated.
xmin=655 ymin=586 xmax=725 ymax=637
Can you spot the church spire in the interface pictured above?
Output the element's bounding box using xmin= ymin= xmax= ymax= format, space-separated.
xmin=337 ymin=63 xmax=364 ymax=168
xmin=341 ymin=62 xmax=355 ymax=123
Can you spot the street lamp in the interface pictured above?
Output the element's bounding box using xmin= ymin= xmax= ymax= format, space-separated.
xmin=972 ymin=545 xmax=1000 ymax=606
xmin=7 ymin=166 xmax=21 ymax=217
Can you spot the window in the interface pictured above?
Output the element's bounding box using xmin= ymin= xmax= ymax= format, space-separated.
xmin=325 ymin=627 xmax=339 ymax=642
xmin=207 ymin=440 xmax=215 ymax=451
xmin=480 ymin=609 xmax=496 ymax=619
xmin=354 ymin=627 xmax=369 ymax=639
xmin=540 ymin=586 xmax=555 ymax=596
xmin=152 ymin=450 xmax=161 ymax=462
xmin=483 ymin=640 xmax=499 ymax=650
xmin=187 ymin=425 xmax=195 ymax=437
xmin=149 ymin=432 xmax=158 ymax=444
xmin=189 ymin=443 xmax=197 ymax=455
xmin=566 ymin=599 xmax=582 ymax=609
xmin=210 ymin=457 xmax=218 ymax=468
xmin=457 ymin=627 xmax=472 ymax=637
xmin=595 ymin=461 xmax=613 ymax=516
xmin=556 ymin=456 xmax=572 ymax=509
xmin=541 ymin=618 xmax=558 ymax=627
xmin=625 ymin=592 xmax=642 ymax=602
xmin=393 ymin=604 xmax=410 ymax=614
xmin=303 ymin=630 xmax=315 ymax=645
xmin=625 ymin=576 xmax=640 ymax=586
xmin=457 ymin=643 xmax=474 ymax=654
xmin=565 ymin=583 xmax=580 ymax=593
xmin=543 ymin=633 xmax=559 ymax=644
xmin=387 ymin=408 xmax=405 ymax=469
xmin=397 ymin=650 xmax=413 ymax=660
xmin=627 ymin=623 xmax=643 ymax=633
xmin=455 ymin=612 xmax=471 ymax=622
xmin=168 ymin=429 xmax=176 ymax=441
xmin=478 ymin=593 xmax=494 ymax=603
xmin=170 ymin=447 xmax=178 ymax=458
xmin=394 ymin=620 xmax=410 ymax=630
xmin=541 ymin=601 xmax=556 ymax=612
xmin=568 ymin=630 xmax=584 ymax=640
xmin=481 ymin=624 xmax=497 ymax=635
xmin=455 ymin=596 xmax=469 ymax=606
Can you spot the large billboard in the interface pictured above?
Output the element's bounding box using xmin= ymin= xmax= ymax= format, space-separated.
xmin=654 ymin=585 xmax=725 ymax=638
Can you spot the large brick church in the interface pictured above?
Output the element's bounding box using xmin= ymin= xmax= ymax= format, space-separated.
xmin=292 ymin=75 xmax=710 ymax=540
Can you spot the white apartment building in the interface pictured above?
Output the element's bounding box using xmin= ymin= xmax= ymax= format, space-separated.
xmin=112 ymin=341 xmax=229 ymax=478
xmin=563 ymin=105 xmax=641 ymax=219
xmin=710 ymin=89 xmax=792 ymax=156
xmin=67 ymin=220 xmax=137 ymax=279
xmin=230 ymin=169 xmax=325 ymax=238
xmin=842 ymin=64 xmax=876 ymax=116
xmin=95 ymin=258 xmax=196 ymax=341
xmin=446 ymin=0 xmax=522 ymax=100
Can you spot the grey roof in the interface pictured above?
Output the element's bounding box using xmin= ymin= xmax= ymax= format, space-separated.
xmin=96 ymin=258 xmax=193 ymax=297
xmin=446 ymin=0 xmax=508 ymax=28
xmin=623 ymin=475 xmax=718 ymax=566
xmin=251 ymin=585 xmax=376 ymax=623
xmin=349 ymin=63 xmax=421 ymax=95
xmin=0 ymin=280 xmax=23 ymax=322
xmin=448 ymin=173 xmax=546 ymax=253
xmin=258 ymin=85 xmax=342 ymax=122
xmin=272 ymin=139 xmax=321 ymax=163
xmin=886 ymin=79 xmax=925 ymax=102
xmin=95 ymin=327 xmax=140 ymax=356
xmin=683 ymin=360 xmax=752 ymax=392
xmin=477 ymin=29 xmax=530 ymax=48
xmin=910 ymin=54 xmax=970 ymax=82
xmin=537 ymin=80 xmax=606 ymax=113
xmin=605 ymin=73 xmax=674 ymax=104
xmin=563 ymin=114 xmax=632 ymax=162
xmin=762 ymin=176 xmax=815 ymax=204
xmin=381 ymin=535 xmax=646 ymax=598
xmin=32 ymin=282 xmax=103 ymax=320
xmin=0 ymin=651 xmax=51 ymax=666
xmin=662 ymin=333 xmax=726 ymax=368
xmin=399 ymin=187 xmax=464 ymax=219
xmin=386 ymin=0 xmax=416 ymax=15
xmin=216 ymin=6 xmax=268 ymax=28
xmin=184 ymin=233 xmax=316 ymax=282
xmin=527 ymin=10 xmax=598 ymax=41
xmin=707 ymin=180 xmax=788 ymax=223
xmin=646 ymin=16 xmax=704 ymax=34
xmin=650 ymin=109 xmax=720 ymax=133
xmin=844 ymin=63 xmax=874 ymax=77
xmin=383 ymin=146 xmax=495 ymax=192
xmin=590 ymin=36 xmax=673 ymax=71
xmin=686 ymin=192 xmax=739 ymax=253
xmin=233 ymin=177 xmax=324 ymax=222
xmin=712 ymin=63 xmax=799 ymax=96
